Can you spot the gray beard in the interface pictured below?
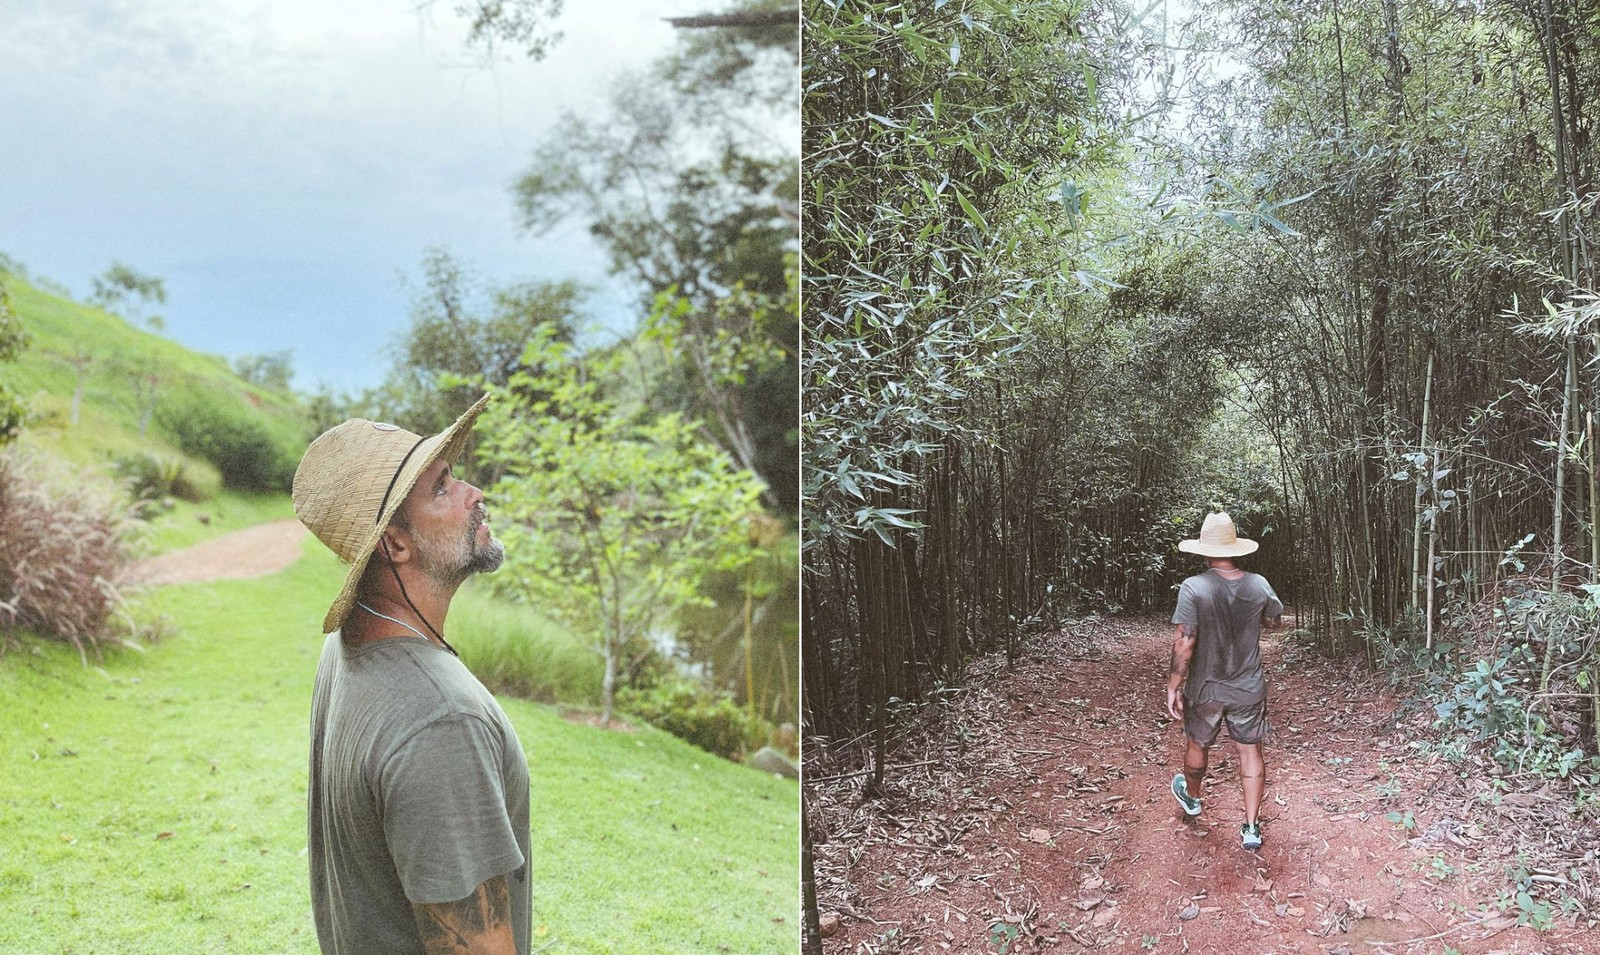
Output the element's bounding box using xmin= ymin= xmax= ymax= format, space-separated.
xmin=420 ymin=516 xmax=504 ymax=586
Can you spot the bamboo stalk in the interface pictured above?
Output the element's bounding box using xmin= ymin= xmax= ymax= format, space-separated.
xmin=1411 ymin=353 xmax=1434 ymax=617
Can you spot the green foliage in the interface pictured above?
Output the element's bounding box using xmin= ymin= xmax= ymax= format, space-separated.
xmin=233 ymin=350 xmax=294 ymax=392
xmin=1428 ymin=587 xmax=1600 ymax=783
xmin=89 ymin=261 xmax=166 ymax=331
xmin=155 ymin=395 xmax=297 ymax=492
xmin=368 ymin=249 xmax=582 ymax=481
xmin=477 ymin=331 xmax=767 ymax=722
xmin=618 ymin=677 xmax=771 ymax=760
xmin=512 ymin=7 xmax=799 ymax=517
xmin=0 ymin=275 xmax=31 ymax=444
xmin=109 ymin=451 xmax=211 ymax=505
xmin=643 ymin=263 xmax=799 ymax=513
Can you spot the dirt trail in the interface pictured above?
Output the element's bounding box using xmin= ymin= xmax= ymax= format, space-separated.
xmin=810 ymin=618 xmax=1596 ymax=954
xmin=126 ymin=519 xmax=308 ymax=586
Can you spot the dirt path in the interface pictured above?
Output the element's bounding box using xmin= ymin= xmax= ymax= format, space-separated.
xmin=810 ymin=618 xmax=1597 ymax=954
xmin=126 ymin=519 xmax=308 ymax=586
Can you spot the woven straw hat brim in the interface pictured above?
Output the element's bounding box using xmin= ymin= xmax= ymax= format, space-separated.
xmin=1178 ymin=537 xmax=1259 ymax=558
xmin=295 ymin=394 xmax=490 ymax=633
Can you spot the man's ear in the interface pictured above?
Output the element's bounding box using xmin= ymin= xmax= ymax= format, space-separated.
xmin=379 ymin=523 xmax=413 ymax=566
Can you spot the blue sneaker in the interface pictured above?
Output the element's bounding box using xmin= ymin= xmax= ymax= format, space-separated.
xmin=1241 ymin=822 xmax=1263 ymax=849
xmin=1171 ymin=773 xmax=1202 ymax=816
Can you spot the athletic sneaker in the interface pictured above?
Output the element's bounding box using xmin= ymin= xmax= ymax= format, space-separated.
xmin=1171 ymin=773 xmax=1202 ymax=816
xmin=1241 ymin=822 xmax=1263 ymax=849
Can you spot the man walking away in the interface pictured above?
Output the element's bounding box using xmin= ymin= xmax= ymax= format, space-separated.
xmin=1165 ymin=511 xmax=1283 ymax=850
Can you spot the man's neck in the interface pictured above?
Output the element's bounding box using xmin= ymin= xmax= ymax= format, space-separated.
xmin=345 ymin=575 xmax=458 ymax=647
xmin=1207 ymin=559 xmax=1243 ymax=577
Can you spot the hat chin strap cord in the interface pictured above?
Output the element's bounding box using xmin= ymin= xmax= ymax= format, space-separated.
xmin=367 ymin=435 xmax=459 ymax=658
xmin=377 ymin=542 xmax=459 ymax=658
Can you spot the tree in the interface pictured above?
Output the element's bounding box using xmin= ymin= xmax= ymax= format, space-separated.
xmin=510 ymin=0 xmax=799 ymax=514
xmin=430 ymin=0 xmax=565 ymax=62
xmin=476 ymin=330 xmax=764 ymax=724
xmin=90 ymin=262 xmax=166 ymax=332
xmin=235 ymin=351 xmax=295 ymax=392
xmin=63 ymin=349 xmax=95 ymax=427
xmin=370 ymin=248 xmax=582 ymax=477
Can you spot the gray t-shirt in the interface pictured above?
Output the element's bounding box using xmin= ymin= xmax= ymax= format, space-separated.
xmin=308 ymin=633 xmax=531 ymax=955
xmin=1172 ymin=569 xmax=1284 ymax=705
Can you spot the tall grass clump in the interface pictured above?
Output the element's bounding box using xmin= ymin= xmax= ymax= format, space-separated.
xmin=447 ymin=590 xmax=604 ymax=705
xmin=0 ymin=451 xmax=130 ymax=661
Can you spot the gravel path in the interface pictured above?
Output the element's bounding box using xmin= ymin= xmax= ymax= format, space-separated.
xmin=126 ymin=519 xmax=309 ymax=586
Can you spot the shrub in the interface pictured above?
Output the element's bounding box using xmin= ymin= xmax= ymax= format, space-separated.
xmin=156 ymin=396 xmax=296 ymax=492
xmin=109 ymin=451 xmax=210 ymax=504
xmin=618 ymin=677 xmax=772 ymax=760
xmin=0 ymin=452 xmax=130 ymax=662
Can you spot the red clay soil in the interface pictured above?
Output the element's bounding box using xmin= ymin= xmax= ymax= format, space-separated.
xmin=809 ymin=617 xmax=1599 ymax=954
xmin=125 ymin=519 xmax=308 ymax=586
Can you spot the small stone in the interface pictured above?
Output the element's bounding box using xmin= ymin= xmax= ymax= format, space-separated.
xmin=819 ymin=913 xmax=840 ymax=938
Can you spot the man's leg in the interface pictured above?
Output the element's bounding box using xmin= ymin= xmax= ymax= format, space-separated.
xmin=1237 ymin=741 xmax=1265 ymax=824
xmin=1184 ymin=738 xmax=1208 ymax=801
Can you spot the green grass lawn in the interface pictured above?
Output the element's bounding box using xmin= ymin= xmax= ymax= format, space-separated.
xmin=0 ymin=538 xmax=798 ymax=954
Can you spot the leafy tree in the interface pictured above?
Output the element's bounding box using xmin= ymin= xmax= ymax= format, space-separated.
xmin=90 ymin=262 xmax=166 ymax=332
xmin=234 ymin=351 xmax=295 ymax=392
xmin=511 ymin=0 xmax=798 ymax=514
xmin=372 ymin=248 xmax=582 ymax=475
xmin=476 ymin=330 xmax=765 ymax=724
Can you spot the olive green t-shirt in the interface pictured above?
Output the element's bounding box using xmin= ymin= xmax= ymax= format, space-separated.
xmin=1172 ymin=569 xmax=1283 ymax=705
xmin=308 ymin=633 xmax=531 ymax=955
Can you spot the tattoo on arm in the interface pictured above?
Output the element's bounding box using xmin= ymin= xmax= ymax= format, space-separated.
xmin=413 ymin=875 xmax=515 ymax=955
xmin=1170 ymin=625 xmax=1195 ymax=678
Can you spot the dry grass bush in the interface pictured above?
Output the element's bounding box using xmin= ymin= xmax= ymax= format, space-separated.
xmin=0 ymin=451 xmax=131 ymax=662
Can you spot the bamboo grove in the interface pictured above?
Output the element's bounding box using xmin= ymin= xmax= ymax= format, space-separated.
xmin=802 ymin=0 xmax=1600 ymax=790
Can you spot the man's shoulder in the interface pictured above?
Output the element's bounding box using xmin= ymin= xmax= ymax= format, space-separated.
xmin=325 ymin=639 xmax=504 ymax=730
xmin=1245 ymin=571 xmax=1278 ymax=591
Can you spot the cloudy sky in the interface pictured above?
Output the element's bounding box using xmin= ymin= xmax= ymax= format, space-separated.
xmin=0 ymin=0 xmax=701 ymax=391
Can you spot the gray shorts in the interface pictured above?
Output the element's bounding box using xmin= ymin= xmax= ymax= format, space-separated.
xmin=1184 ymin=696 xmax=1268 ymax=746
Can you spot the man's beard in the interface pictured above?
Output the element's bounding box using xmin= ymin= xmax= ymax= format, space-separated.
xmin=416 ymin=507 xmax=504 ymax=586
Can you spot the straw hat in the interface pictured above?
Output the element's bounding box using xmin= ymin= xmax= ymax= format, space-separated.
xmin=292 ymin=394 xmax=490 ymax=633
xmin=1178 ymin=511 xmax=1259 ymax=558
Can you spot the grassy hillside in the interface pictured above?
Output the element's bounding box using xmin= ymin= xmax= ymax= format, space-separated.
xmin=0 ymin=539 xmax=799 ymax=954
xmin=1 ymin=273 xmax=308 ymax=553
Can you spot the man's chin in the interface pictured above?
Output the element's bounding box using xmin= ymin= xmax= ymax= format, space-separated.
xmin=467 ymin=538 xmax=506 ymax=576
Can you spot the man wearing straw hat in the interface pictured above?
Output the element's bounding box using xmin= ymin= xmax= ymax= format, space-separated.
xmin=294 ymin=394 xmax=531 ymax=955
xmin=1166 ymin=511 xmax=1283 ymax=850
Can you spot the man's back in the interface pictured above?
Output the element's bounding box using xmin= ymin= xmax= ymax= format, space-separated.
xmin=1172 ymin=569 xmax=1282 ymax=704
xmin=308 ymin=633 xmax=531 ymax=955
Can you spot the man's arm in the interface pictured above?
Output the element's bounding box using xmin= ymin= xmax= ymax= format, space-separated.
xmin=413 ymin=875 xmax=516 ymax=955
xmin=1166 ymin=624 xmax=1195 ymax=720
